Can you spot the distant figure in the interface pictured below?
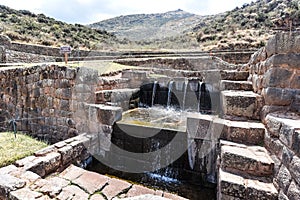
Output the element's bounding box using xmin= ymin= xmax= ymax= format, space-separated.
xmin=199 ymin=83 xmax=212 ymax=114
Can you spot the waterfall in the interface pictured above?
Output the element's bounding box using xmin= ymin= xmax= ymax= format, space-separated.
xmin=151 ymin=81 xmax=158 ymax=107
xmin=182 ymin=80 xmax=188 ymax=110
xmin=198 ymin=82 xmax=203 ymax=112
xmin=188 ymin=138 xmax=196 ymax=170
xmin=167 ymin=81 xmax=174 ymax=108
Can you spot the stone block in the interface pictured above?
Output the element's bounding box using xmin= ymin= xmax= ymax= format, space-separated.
xmin=221 ymin=144 xmax=274 ymax=177
xmin=289 ymin=156 xmax=300 ymax=185
xmin=72 ymin=171 xmax=109 ymax=194
xmin=265 ymin=54 xmax=300 ymax=69
xmin=262 ymin=68 xmax=294 ymax=88
xmin=263 ymin=87 xmax=295 ymax=106
xmin=292 ymin=130 xmax=300 ymax=156
xmin=0 ymin=174 xmax=26 ymax=197
xmin=220 ymin=80 xmax=253 ymax=91
xmin=56 ymin=185 xmax=89 ymax=200
xmin=278 ymin=190 xmax=289 ymax=200
xmin=291 ymin=73 xmax=300 ymax=89
xmin=58 ymin=145 xmax=73 ymax=166
xmin=43 ymin=152 xmax=61 ymax=175
xmin=9 ymin=188 xmax=43 ymax=200
xmin=221 ymin=91 xmax=262 ymax=120
xmin=101 ymin=178 xmax=132 ymax=199
xmin=275 ymin=165 xmax=292 ymax=193
xmin=246 ymin=179 xmax=278 ymax=200
xmin=287 ymin=181 xmax=300 ymax=200
xmin=264 ymin=131 xmax=284 ymax=158
xmin=219 ymin=169 xmax=246 ymax=198
xmin=265 ymin=32 xmax=300 ymax=57
xmin=75 ymin=67 xmax=99 ymax=84
xmin=88 ymin=104 xmax=122 ymax=125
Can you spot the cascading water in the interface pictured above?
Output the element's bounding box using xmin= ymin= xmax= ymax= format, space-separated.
xmin=167 ymin=81 xmax=174 ymax=108
xmin=197 ymin=82 xmax=203 ymax=112
xmin=182 ymin=80 xmax=188 ymax=110
xmin=151 ymin=81 xmax=158 ymax=107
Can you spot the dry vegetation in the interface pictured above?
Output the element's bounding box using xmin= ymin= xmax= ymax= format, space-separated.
xmin=0 ymin=132 xmax=48 ymax=167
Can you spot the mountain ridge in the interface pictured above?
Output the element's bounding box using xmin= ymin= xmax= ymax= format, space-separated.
xmin=88 ymin=9 xmax=204 ymax=41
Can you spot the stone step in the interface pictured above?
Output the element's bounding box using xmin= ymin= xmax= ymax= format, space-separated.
xmin=221 ymin=90 xmax=263 ymax=120
xmin=220 ymin=140 xmax=274 ymax=177
xmin=218 ymin=168 xmax=278 ymax=200
xmin=220 ymin=80 xmax=253 ymax=91
xmin=220 ymin=70 xmax=249 ymax=81
xmin=187 ymin=113 xmax=266 ymax=145
xmin=95 ymin=88 xmax=139 ymax=110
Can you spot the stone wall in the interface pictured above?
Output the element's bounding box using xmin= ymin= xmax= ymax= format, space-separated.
xmin=0 ymin=65 xmax=127 ymax=145
xmin=247 ymin=32 xmax=300 ymax=119
xmin=248 ymin=32 xmax=300 ymax=199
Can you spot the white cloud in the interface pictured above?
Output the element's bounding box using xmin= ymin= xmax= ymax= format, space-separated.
xmin=0 ymin=0 xmax=255 ymax=23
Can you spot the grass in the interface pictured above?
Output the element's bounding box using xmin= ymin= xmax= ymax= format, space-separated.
xmin=0 ymin=132 xmax=48 ymax=167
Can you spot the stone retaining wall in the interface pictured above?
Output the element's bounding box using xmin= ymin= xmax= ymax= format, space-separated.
xmin=248 ymin=32 xmax=300 ymax=199
xmin=247 ymin=32 xmax=300 ymax=119
xmin=0 ymin=65 xmax=127 ymax=144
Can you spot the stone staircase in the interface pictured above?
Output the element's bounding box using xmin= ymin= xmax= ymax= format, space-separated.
xmin=217 ymin=71 xmax=278 ymax=199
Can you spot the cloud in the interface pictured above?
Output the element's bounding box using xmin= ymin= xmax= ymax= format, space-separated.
xmin=0 ymin=0 xmax=254 ymax=24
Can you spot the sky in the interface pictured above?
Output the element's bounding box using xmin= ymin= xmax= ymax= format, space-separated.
xmin=0 ymin=0 xmax=254 ymax=24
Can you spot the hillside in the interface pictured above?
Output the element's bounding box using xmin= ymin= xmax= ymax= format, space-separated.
xmin=89 ymin=9 xmax=203 ymax=41
xmin=0 ymin=5 xmax=128 ymax=50
xmin=90 ymin=0 xmax=300 ymax=50
xmin=0 ymin=0 xmax=299 ymax=51
xmin=191 ymin=0 xmax=300 ymax=50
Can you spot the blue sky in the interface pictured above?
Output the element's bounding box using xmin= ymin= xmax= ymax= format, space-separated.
xmin=0 ymin=0 xmax=254 ymax=24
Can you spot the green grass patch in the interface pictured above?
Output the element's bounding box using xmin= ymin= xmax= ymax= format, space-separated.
xmin=0 ymin=132 xmax=48 ymax=167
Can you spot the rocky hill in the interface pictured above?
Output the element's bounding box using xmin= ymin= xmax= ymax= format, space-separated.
xmin=0 ymin=0 xmax=299 ymax=51
xmin=90 ymin=0 xmax=300 ymax=50
xmin=89 ymin=9 xmax=203 ymax=41
xmin=0 ymin=5 xmax=128 ymax=50
xmin=191 ymin=0 xmax=300 ymax=50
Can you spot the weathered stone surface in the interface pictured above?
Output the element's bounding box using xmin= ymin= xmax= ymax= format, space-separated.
xmin=220 ymin=80 xmax=253 ymax=91
xmin=220 ymin=70 xmax=249 ymax=81
xmin=287 ymin=181 xmax=300 ymax=200
xmin=91 ymin=104 xmax=122 ymax=125
xmin=101 ymin=177 xmax=132 ymax=199
xmin=126 ymin=185 xmax=156 ymax=197
xmin=0 ymin=165 xmax=18 ymax=174
xmin=9 ymin=188 xmax=43 ymax=200
xmin=275 ymin=165 xmax=292 ymax=193
xmin=221 ymin=90 xmax=262 ymax=120
xmin=246 ymin=179 xmax=278 ymax=200
xmin=219 ymin=169 xmax=246 ymax=198
xmin=56 ymin=185 xmax=89 ymax=200
xmin=0 ymin=174 xmax=26 ymax=197
xmin=59 ymin=164 xmax=85 ymax=181
xmin=278 ymin=190 xmax=289 ymax=200
xmin=289 ymin=156 xmax=300 ymax=185
xmin=72 ymin=171 xmax=109 ymax=194
xmin=265 ymin=32 xmax=300 ymax=57
xmin=43 ymin=152 xmax=61 ymax=175
xmin=265 ymin=54 xmax=300 ymax=70
xmin=34 ymin=145 xmax=56 ymax=157
xmin=221 ymin=144 xmax=274 ymax=177
xmin=122 ymin=194 xmax=171 ymax=200
xmin=90 ymin=193 xmax=106 ymax=200
xmin=263 ymin=87 xmax=296 ymax=106
xmin=58 ymin=145 xmax=73 ymax=166
xmin=262 ymin=68 xmax=294 ymax=88
xmin=39 ymin=177 xmax=69 ymax=198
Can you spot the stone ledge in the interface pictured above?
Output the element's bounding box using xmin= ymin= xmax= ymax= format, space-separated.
xmin=219 ymin=169 xmax=278 ymax=200
xmin=220 ymin=80 xmax=253 ymax=91
xmin=187 ymin=114 xmax=265 ymax=145
xmin=221 ymin=90 xmax=263 ymax=120
xmin=221 ymin=141 xmax=274 ymax=177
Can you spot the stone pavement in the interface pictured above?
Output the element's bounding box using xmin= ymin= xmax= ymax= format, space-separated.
xmin=1 ymin=164 xmax=187 ymax=200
